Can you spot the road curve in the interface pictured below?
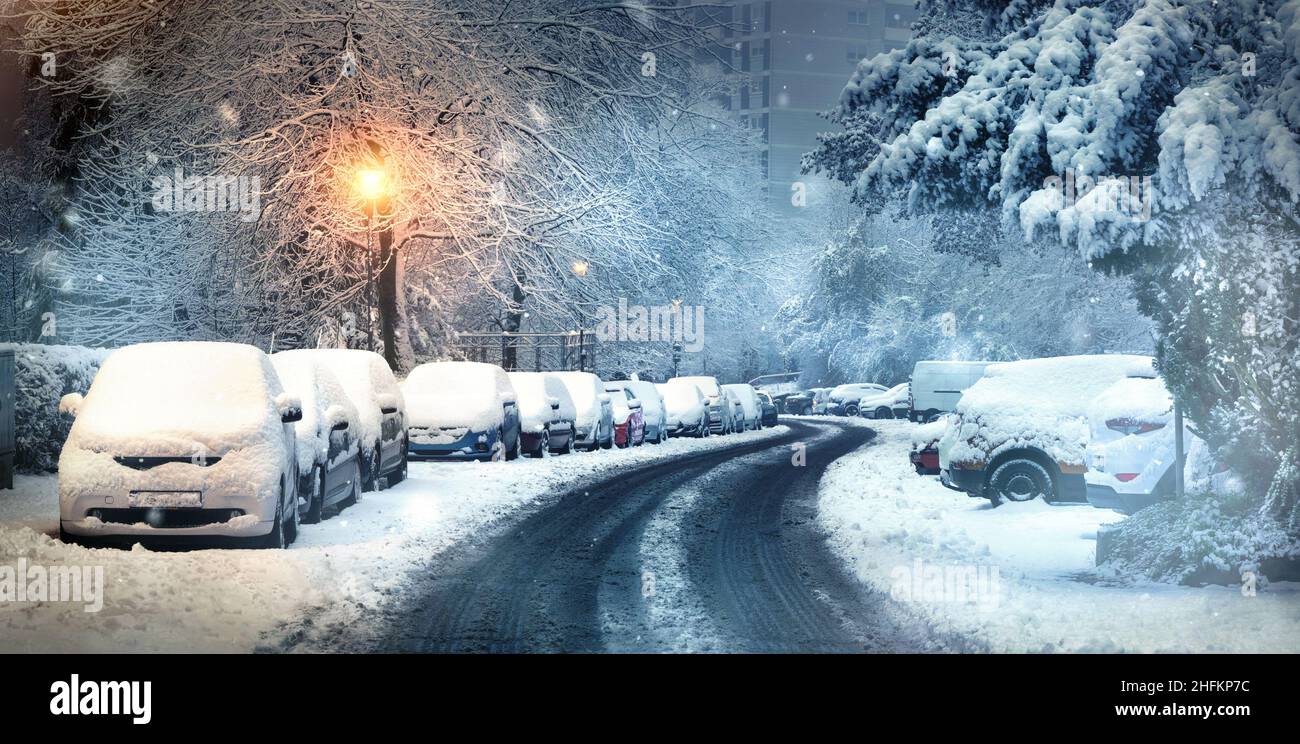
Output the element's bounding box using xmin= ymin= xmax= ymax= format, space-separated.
xmin=378 ymin=419 xmax=950 ymax=653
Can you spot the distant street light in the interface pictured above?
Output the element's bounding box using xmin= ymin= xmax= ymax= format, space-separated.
xmin=571 ymin=260 xmax=589 ymax=277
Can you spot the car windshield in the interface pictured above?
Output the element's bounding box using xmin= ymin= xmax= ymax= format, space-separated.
xmin=76 ymin=343 xmax=270 ymax=450
xmin=405 ymin=363 xmax=498 ymax=411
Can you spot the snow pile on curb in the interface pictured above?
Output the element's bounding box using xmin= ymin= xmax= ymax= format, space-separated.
xmin=0 ymin=425 xmax=789 ymax=652
xmin=818 ymin=420 xmax=1300 ymax=653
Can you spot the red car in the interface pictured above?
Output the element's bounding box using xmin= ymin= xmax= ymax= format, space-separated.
xmin=604 ymin=383 xmax=646 ymax=448
xmin=910 ymin=419 xmax=946 ymax=475
xmin=910 ymin=445 xmax=940 ymax=475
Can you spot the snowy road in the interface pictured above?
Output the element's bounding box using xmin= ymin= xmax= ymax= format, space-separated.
xmin=377 ymin=419 xmax=957 ymax=653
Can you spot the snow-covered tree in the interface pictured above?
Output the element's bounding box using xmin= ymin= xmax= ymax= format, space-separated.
xmin=808 ymin=0 xmax=1300 ymax=574
xmin=779 ymin=205 xmax=1153 ymax=386
xmin=13 ymin=0 xmax=766 ymax=369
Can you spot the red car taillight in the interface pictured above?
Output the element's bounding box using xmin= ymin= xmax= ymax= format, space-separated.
xmin=1115 ymin=473 xmax=1140 ymax=482
xmin=1105 ymin=418 xmax=1166 ymax=435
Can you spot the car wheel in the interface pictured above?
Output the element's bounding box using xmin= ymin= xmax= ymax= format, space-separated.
xmin=530 ymin=429 xmax=550 ymax=458
xmin=339 ymin=460 xmax=362 ymax=509
xmin=303 ymin=466 xmax=324 ymax=525
xmin=261 ymin=493 xmax=287 ymax=549
xmin=845 ymin=404 xmax=860 ymax=417
xmin=986 ymin=459 xmax=1054 ymax=504
xmin=362 ymin=444 xmax=381 ymax=491
xmin=387 ymin=442 xmax=408 ymax=486
xmin=283 ymin=486 xmax=300 ymax=545
xmin=505 ymin=425 xmax=522 ymax=461
xmin=923 ymin=409 xmax=941 ymax=423
xmin=875 ymin=406 xmax=893 ymax=420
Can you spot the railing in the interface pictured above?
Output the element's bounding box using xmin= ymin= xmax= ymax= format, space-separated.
xmin=450 ymin=330 xmax=597 ymax=372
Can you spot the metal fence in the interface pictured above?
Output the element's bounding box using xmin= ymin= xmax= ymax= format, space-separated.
xmin=449 ymin=330 xmax=597 ymax=372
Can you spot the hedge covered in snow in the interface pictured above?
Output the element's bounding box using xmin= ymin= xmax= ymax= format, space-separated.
xmin=1099 ymin=492 xmax=1300 ymax=585
xmin=1 ymin=343 xmax=108 ymax=473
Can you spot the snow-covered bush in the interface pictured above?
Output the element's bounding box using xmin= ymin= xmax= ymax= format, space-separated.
xmin=1099 ymin=494 xmax=1300 ymax=584
xmin=778 ymin=209 xmax=1154 ymax=386
xmin=1 ymin=343 xmax=108 ymax=473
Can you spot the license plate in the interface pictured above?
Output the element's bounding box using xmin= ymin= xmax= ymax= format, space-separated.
xmin=128 ymin=491 xmax=202 ymax=508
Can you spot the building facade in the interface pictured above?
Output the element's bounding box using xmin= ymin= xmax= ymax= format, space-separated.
xmin=713 ymin=0 xmax=919 ymax=212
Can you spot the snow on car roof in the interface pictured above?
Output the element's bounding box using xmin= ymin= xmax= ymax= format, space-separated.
xmin=74 ymin=341 xmax=276 ymax=454
xmin=1088 ymin=376 xmax=1172 ymax=425
xmin=404 ymin=361 xmax=514 ymax=431
xmin=958 ymin=354 xmax=1156 ymax=420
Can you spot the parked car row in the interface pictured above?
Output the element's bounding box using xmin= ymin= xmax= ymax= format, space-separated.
xmin=58 ymin=343 xmax=406 ymax=549
xmin=55 ymin=342 xmax=777 ymax=549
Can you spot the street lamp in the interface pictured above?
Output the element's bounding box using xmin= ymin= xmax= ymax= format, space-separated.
xmin=571 ymin=259 xmax=590 ymax=370
xmin=353 ymin=166 xmax=389 ymax=353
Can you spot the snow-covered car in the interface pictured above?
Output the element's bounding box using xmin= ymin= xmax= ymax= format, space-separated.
xmin=810 ymin=387 xmax=833 ymax=415
xmin=857 ymin=382 xmax=911 ymax=420
xmin=909 ymin=417 xmax=948 ymax=475
xmin=667 ymin=375 xmax=726 ymax=434
xmin=720 ymin=386 xmax=746 ymax=433
xmin=908 ymin=360 xmax=992 ymax=422
xmin=826 ymin=383 xmax=887 ymax=416
xmin=604 ymin=382 xmax=646 ymax=447
xmin=1084 ymin=376 xmax=1213 ymax=515
xmin=657 ymin=381 xmax=708 ymax=437
xmin=722 ymin=383 xmax=762 ymax=431
xmin=780 ymin=389 xmax=816 ymax=415
xmin=297 ymin=349 xmax=407 ymax=490
xmin=756 ymin=391 xmax=779 ymax=427
xmin=939 ymin=355 xmax=1156 ymax=506
xmin=553 ymin=371 xmax=614 ymax=451
xmin=507 ymin=371 xmax=576 ymax=457
xmin=403 ymin=361 xmax=521 ymax=461
xmin=626 ymin=379 xmax=667 ymax=444
xmin=271 ymin=352 xmax=363 ymax=523
xmin=58 ymin=342 xmax=303 ymax=548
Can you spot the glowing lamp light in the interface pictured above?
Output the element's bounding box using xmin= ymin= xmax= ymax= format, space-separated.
xmin=354 ymin=167 xmax=388 ymax=202
xmin=571 ymin=260 xmax=590 ymax=277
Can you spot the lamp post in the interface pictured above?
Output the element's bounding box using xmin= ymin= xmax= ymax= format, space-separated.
xmin=353 ymin=169 xmax=382 ymax=353
xmin=571 ymin=260 xmax=589 ymax=371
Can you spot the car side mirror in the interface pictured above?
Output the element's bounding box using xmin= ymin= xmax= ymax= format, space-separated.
xmin=59 ymin=392 xmax=84 ymax=417
xmin=375 ymin=392 xmax=400 ymax=415
xmin=275 ymin=392 xmax=303 ymax=423
xmin=331 ymin=421 xmax=348 ymax=432
xmin=628 ymin=398 xmax=642 ymax=410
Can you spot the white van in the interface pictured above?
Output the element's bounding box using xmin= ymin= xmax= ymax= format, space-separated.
xmin=908 ymin=360 xmax=993 ymax=422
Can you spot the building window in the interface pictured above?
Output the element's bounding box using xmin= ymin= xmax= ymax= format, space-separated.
xmin=848 ymin=9 xmax=868 ymax=26
xmin=846 ymin=45 xmax=870 ymax=64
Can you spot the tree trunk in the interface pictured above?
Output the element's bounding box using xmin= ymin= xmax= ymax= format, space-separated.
xmin=501 ymin=267 xmax=526 ymax=370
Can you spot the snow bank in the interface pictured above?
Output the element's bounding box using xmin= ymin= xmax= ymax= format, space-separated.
xmin=0 ymin=343 xmax=109 ymax=473
xmin=942 ymin=354 xmax=1155 ymax=468
xmin=819 ymin=420 xmax=1300 ymax=652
